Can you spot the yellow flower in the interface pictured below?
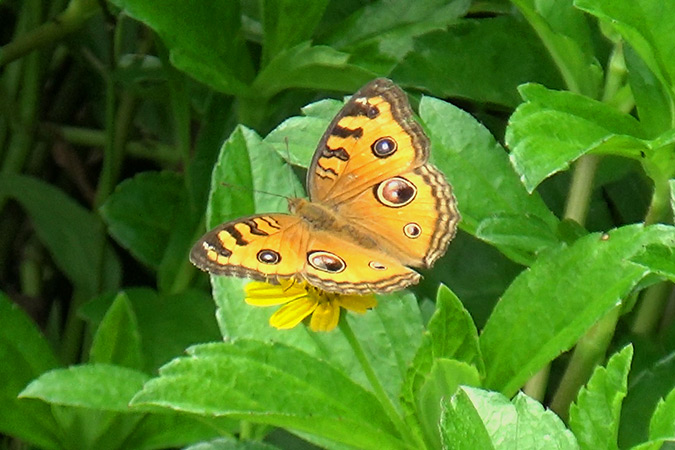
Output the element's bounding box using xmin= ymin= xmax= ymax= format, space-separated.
xmin=244 ymin=279 xmax=377 ymax=332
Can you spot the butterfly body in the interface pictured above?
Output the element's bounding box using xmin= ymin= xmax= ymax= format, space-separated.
xmin=290 ymin=197 xmax=379 ymax=251
xmin=191 ymin=78 xmax=460 ymax=295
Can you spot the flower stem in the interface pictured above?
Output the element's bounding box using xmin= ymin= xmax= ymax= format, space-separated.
xmin=338 ymin=317 xmax=423 ymax=449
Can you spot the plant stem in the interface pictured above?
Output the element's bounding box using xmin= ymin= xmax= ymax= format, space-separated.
xmin=510 ymin=0 xmax=598 ymax=98
xmin=551 ymin=146 xmax=674 ymax=418
xmin=632 ymin=282 xmax=672 ymax=336
xmin=338 ymin=317 xmax=423 ymax=449
xmin=644 ymin=173 xmax=673 ymax=226
xmin=525 ymin=154 xmax=601 ymax=401
xmin=0 ymin=0 xmax=43 ymax=217
xmin=631 ymin=174 xmax=674 ymax=336
xmin=547 ymin=154 xmax=615 ymax=420
xmin=563 ymin=155 xmax=600 ymax=224
xmin=523 ymin=365 xmax=550 ymax=402
xmin=0 ymin=0 xmax=99 ymax=68
xmin=550 ymin=306 xmax=620 ymax=420
xmin=60 ymin=289 xmax=88 ymax=363
xmin=239 ymin=421 xmax=252 ymax=440
xmin=94 ymin=88 xmax=137 ymax=208
xmin=45 ymin=124 xmax=180 ymax=165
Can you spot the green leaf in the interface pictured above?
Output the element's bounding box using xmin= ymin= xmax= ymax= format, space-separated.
xmin=392 ymin=16 xmax=564 ymax=108
xmin=643 ymin=133 xmax=675 ymax=191
xmin=619 ymin=348 xmax=675 ymax=448
xmin=427 ymin=286 xmax=483 ymax=372
xmin=575 ymin=0 xmax=675 ymax=112
xmin=205 ymin=126 xmax=302 ymax=230
xmin=648 ymin=387 xmax=675 ymax=444
xmin=253 ymin=42 xmax=374 ymax=98
xmin=630 ymin=243 xmax=675 ymax=283
xmin=511 ymin=0 xmax=602 ymax=97
xmin=480 ymin=224 xmax=675 ymax=396
xmin=81 ymin=288 xmax=220 ymax=373
xmin=401 ymin=286 xmax=483 ymax=448
xmin=0 ymin=294 xmax=58 ymax=382
xmin=330 ymin=0 xmax=471 ymax=74
xmin=569 ymin=345 xmax=633 ymax=450
xmin=624 ymin=45 xmax=674 ymax=137
xmin=506 ymin=83 xmax=647 ymax=192
xmin=131 ymin=341 xmax=405 ymax=450
xmin=108 ymin=0 xmax=253 ymax=95
xmin=213 ymin=276 xmax=423 ymax=409
xmin=475 ymin=214 xmax=561 ymax=266
xmin=440 ymin=388 xmax=493 ymax=450
xmin=322 ymin=0 xmax=470 ymax=52
xmin=264 ymin=99 xmax=342 ymax=166
xmin=418 ymin=360 xmax=481 ymax=449
xmin=261 ymin=0 xmax=329 ymax=65
xmin=101 ymin=171 xmax=186 ymax=270
xmin=169 ymin=49 xmax=251 ymax=96
xmin=0 ymin=174 xmax=120 ymax=296
xmin=185 ymin=437 xmax=281 ymax=450
xmin=156 ymin=194 xmax=200 ymax=293
xmin=440 ymin=387 xmax=579 ymax=449
xmin=187 ymin=94 xmax=237 ymax=208
xmin=49 ymin=406 xmax=144 ymax=450
xmin=510 ymin=393 xmax=580 ymax=449
xmin=419 ymin=95 xmax=560 ymax=261
xmin=89 ymin=292 xmax=144 ymax=370
xmin=123 ymin=414 xmax=235 ymax=450
xmin=20 ymin=364 xmax=149 ymax=411
xmin=0 ymin=293 xmax=60 ymax=450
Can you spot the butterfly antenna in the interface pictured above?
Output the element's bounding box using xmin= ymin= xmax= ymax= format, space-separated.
xmin=219 ymin=182 xmax=290 ymax=201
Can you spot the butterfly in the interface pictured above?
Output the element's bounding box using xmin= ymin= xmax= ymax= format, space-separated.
xmin=190 ymin=78 xmax=460 ymax=295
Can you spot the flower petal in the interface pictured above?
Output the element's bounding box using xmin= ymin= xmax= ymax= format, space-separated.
xmin=269 ymin=297 xmax=317 ymax=329
xmin=309 ymin=300 xmax=340 ymax=332
xmin=244 ymin=281 xmax=307 ymax=306
xmin=337 ymin=294 xmax=377 ymax=314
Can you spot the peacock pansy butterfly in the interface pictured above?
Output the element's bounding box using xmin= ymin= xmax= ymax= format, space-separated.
xmin=190 ymin=78 xmax=460 ymax=295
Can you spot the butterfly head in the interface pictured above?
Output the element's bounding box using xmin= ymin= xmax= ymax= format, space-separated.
xmin=287 ymin=196 xmax=308 ymax=214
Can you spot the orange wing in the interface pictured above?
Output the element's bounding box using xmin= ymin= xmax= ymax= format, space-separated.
xmin=192 ymin=78 xmax=459 ymax=293
xmin=189 ymin=212 xmax=420 ymax=294
xmin=338 ymin=164 xmax=458 ymax=268
xmin=307 ymin=78 xmax=428 ymax=204
xmin=306 ymin=78 xmax=459 ymax=268
xmin=190 ymin=214 xmax=308 ymax=283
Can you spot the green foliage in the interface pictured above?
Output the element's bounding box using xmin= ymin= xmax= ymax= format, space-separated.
xmin=440 ymin=387 xmax=579 ymax=449
xmin=569 ymin=345 xmax=632 ymax=450
xmin=1 ymin=0 xmax=675 ymax=449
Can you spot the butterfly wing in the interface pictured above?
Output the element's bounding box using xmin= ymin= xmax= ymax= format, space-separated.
xmin=190 ymin=211 xmax=418 ymax=294
xmin=338 ymin=164 xmax=457 ymax=268
xmin=307 ymin=78 xmax=459 ymax=268
xmin=190 ymin=214 xmax=309 ymax=282
xmin=308 ymin=78 xmax=426 ymax=203
xmin=300 ymin=229 xmax=420 ymax=294
xmin=192 ymin=79 xmax=458 ymax=294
